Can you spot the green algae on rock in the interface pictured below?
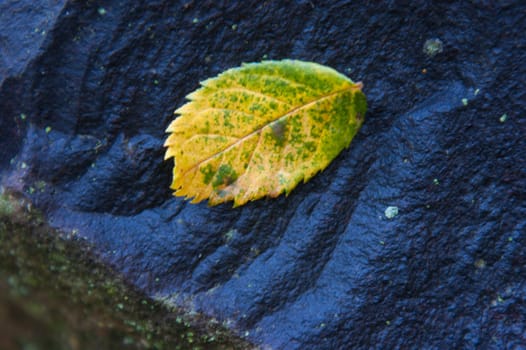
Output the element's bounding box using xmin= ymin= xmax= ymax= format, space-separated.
xmin=0 ymin=192 xmax=253 ymax=350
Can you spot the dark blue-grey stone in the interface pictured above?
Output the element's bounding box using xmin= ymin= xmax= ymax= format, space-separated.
xmin=1 ymin=1 xmax=525 ymax=349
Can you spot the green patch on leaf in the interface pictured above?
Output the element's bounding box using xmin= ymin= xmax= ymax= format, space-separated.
xmin=212 ymin=164 xmax=238 ymax=188
xmin=200 ymin=164 xmax=215 ymax=185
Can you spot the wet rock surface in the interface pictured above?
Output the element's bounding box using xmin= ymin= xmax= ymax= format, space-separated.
xmin=1 ymin=1 xmax=525 ymax=349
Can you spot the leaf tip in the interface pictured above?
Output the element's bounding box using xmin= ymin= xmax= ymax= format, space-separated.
xmin=355 ymin=81 xmax=364 ymax=90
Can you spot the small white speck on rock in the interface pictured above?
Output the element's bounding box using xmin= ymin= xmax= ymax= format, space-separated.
xmin=384 ymin=206 xmax=399 ymax=219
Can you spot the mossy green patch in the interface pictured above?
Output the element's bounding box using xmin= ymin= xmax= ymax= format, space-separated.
xmin=0 ymin=192 xmax=252 ymax=350
xmin=212 ymin=164 xmax=238 ymax=188
xmin=0 ymin=195 xmax=14 ymax=217
xmin=200 ymin=163 xmax=215 ymax=185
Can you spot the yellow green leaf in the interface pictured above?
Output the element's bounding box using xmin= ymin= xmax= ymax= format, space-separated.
xmin=164 ymin=59 xmax=367 ymax=207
